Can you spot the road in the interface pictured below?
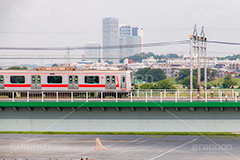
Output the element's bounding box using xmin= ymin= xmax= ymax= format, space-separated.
xmin=0 ymin=134 xmax=239 ymax=160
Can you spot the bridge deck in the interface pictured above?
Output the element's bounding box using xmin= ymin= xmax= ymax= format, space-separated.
xmin=0 ymin=101 xmax=240 ymax=108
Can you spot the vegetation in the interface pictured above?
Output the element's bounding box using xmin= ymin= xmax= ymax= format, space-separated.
xmin=135 ymin=68 xmax=166 ymax=83
xmin=6 ymin=66 xmax=28 ymax=70
xmin=140 ymin=79 xmax=176 ymax=89
xmin=120 ymin=52 xmax=180 ymax=63
xmin=134 ymin=70 xmax=240 ymax=89
xmin=176 ymin=69 xmax=217 ymax=82
xmin=52 ymin=63 xmax=58 ymax=67
xmin=182 ymin=76 xmax=198 ymax=89
xmin=222 ymin=74 xmax=237 ymax=88
xmin=225 ymin=54 xmax=240 ymax=60
xmin=0 ymin=131 xmax=238 ymax=136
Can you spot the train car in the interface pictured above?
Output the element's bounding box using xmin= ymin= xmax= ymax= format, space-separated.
xmin=0 ymin=68 xmax=134 ymax=94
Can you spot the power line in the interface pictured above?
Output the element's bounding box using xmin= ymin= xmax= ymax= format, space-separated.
xmin=0 ymin=40 xmax=239 ymax=51
xmin=207 ymin=40 xmax=240 ymax=46
xmin=0 ymin=40 xmax=190 ymax=51
xmin=0 ymin=57 xmax=180 ymax=60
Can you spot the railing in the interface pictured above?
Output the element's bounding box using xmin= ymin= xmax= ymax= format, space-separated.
xmin=0 ymin=89 xmax=240 ymax=102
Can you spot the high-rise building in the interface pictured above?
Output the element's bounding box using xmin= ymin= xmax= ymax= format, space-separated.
xmin=102 ymin=17 xmax=119 ymax=63
xmin=119 ymin=25 xmax=143 ymax=58
xmin=132 ymin=27 xmax=144 ymax=52
xmin=126 ymin=36 xmax=141 ymax=56
xmin=119 ymin=25 xmax=132 ymax=37
xmin=119 ymin=25 xmax=132 ymax=59
xmin=85 ymin=42 xmax=101 ymax=62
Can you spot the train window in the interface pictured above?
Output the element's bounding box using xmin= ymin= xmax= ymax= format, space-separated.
xmin=106 ymin=76 xmax=110 ymax=84
xmin=112 ymin=76 xmax=115 ymax=84
xmin=10 ymin=76 xmax=25 ymax=84
xmin=0 ymin=75 xmax=3 ymax=84
xmin=37 ymin=76 xmax=41 ymax=84
xmin=74 ymin=76 xmax=78 ymax=84
xmin=122 ymin=77 xmax=125 ymax=83
xmin=47 ymin=76 xmax=62 ymax=84
xmin=85 ymin=76 xmax=99 ymax=84
xmin=32 ymin=76 xmax=35 ymax=84
xmin=69 ymin=76 xmax=73 ymax=84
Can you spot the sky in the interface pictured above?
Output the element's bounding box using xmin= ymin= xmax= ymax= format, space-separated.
xmin=0 ymin=0 xmax=240 ymax=66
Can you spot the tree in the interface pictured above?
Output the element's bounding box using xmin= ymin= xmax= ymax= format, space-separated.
xmin=156 ymin=79 xmax=176 ymax=89
xmin=225 ymin=54 xmax=240 ymax=60
xmin=120 ymin=52 xmax=180 ymax=63
xmin=146 ymin=69 xmax=166 ymax=82
xmin=182 ymin=76 xmax=198 ymax=89
xmin=176 ymin=69 xmax=217 ymax=82
xmin=140 ymin=83 xmax=155 ymax=89
xmin=135 ymin=68 xmax=166 ymax=83
xmin=7 ymin=66 xmax=28 ymax=70
xmin=140 ymin=79 xmax=176 ymax=89
xmin=222 ymin=74 xmax=237 ymax=88
xmin=176 ymin=69 xmax=190 ymax=81
xmin=135 ymin=68 xmax=151 ymax=76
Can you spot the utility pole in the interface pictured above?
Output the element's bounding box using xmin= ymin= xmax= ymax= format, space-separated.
xmin=190 ymin=25 xmax=198 ymax=102
xmin=197 ymin=31 xmax=201 ymax=99
xmin=200 ymin=27 xmax=207 ymax=93
xmin=67 ymin=47 xmax=70 ymax=65
xmin=190 ymin=33 xmax=193 ymax=102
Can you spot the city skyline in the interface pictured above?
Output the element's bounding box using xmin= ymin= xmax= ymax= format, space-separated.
xmin=0 ymin=0 xmax=239 ymax=66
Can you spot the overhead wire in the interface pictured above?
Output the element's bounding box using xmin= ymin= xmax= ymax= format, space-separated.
xmin=0 ymin=40 xmax=190 ymax=50
xmin=207 ymin=40 xmax=240 ymax=46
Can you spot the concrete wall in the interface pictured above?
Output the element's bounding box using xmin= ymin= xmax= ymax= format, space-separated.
xmin=1 ymin=107 xmax=240 ymax=132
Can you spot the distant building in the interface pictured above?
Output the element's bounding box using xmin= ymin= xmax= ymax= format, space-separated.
xmin=119 ymin=25 xmax=143 ymax=58
xmin=228 ymin=59 xmax=240 ymax=72
xmin=124 ymin=58 xmax=135 ymax=64
xmin=132 ymin=27 xmax=144 ymax=52
xmin=152 ymin=63 xmax=172 ymax=77
xmin=84 ymin=42 xmax=101 ymax=62
xmin=102 ymin=17 xmax=119 ymax=63
xmin=119 ymin=25 xmax=132 ymax=37
xmin=142 ymin=56 xmax=157 ymax=65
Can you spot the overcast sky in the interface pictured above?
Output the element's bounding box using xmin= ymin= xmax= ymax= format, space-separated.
xmin=0 ymin=0 xmax=240 ymax=66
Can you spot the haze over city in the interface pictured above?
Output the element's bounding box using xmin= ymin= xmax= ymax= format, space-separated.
xmin=0 ymin=0 xmax=240 ymax=66
xmin=2 ymin=1 xmax=240 ymax=160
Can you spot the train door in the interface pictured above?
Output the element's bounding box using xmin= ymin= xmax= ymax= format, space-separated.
xmin=110 ymin=75 xmax=116 ymax=89
xmin=0 ymin=75 xmax=4 ymax=89
xmin=105 ymin=75 xmax=116 ymax=89
xmin=31 ymin=75 xmax=41 ymax=89
xmin=105 ymin=76 xmax=111 ymax=89
xmin=121 ymin=75 xmax=126 ymax=89
xmin=68 ymin=75 xmax=79 ymax=89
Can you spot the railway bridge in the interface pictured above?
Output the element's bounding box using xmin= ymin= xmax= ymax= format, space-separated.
xmin=1 ymin=89 xmax=240 ymax=132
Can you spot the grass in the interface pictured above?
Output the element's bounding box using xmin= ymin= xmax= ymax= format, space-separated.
xmin=206 ymin=136 xmax=240 ymax=139
xmin=166 ymin=77 xmax=183 ymax=88
xmin=206 ymin=78 xmax=224 ymax=87
xmin=205 ymin=78 xmax=240 ymax=88
xmin=233 ymin=78 xmax=240 ymax=85
xmin=167 ymin=77 xmax=240 ymax=89
xmin=0 ymin=131 xmax=239 ymax=136
xmin=166 ymin=77 xmax=178 ymax=84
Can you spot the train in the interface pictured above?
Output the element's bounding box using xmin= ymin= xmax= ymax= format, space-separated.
xmin=0 ymin=68 xmax=134 ymax=94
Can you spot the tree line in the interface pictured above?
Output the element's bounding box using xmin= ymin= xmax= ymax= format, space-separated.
xmin=135 ymin=68 xmax=238 ymax=89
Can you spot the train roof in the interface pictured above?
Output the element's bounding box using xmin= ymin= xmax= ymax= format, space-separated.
xmin=0 ymin=70 xmax=131 ymax=73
